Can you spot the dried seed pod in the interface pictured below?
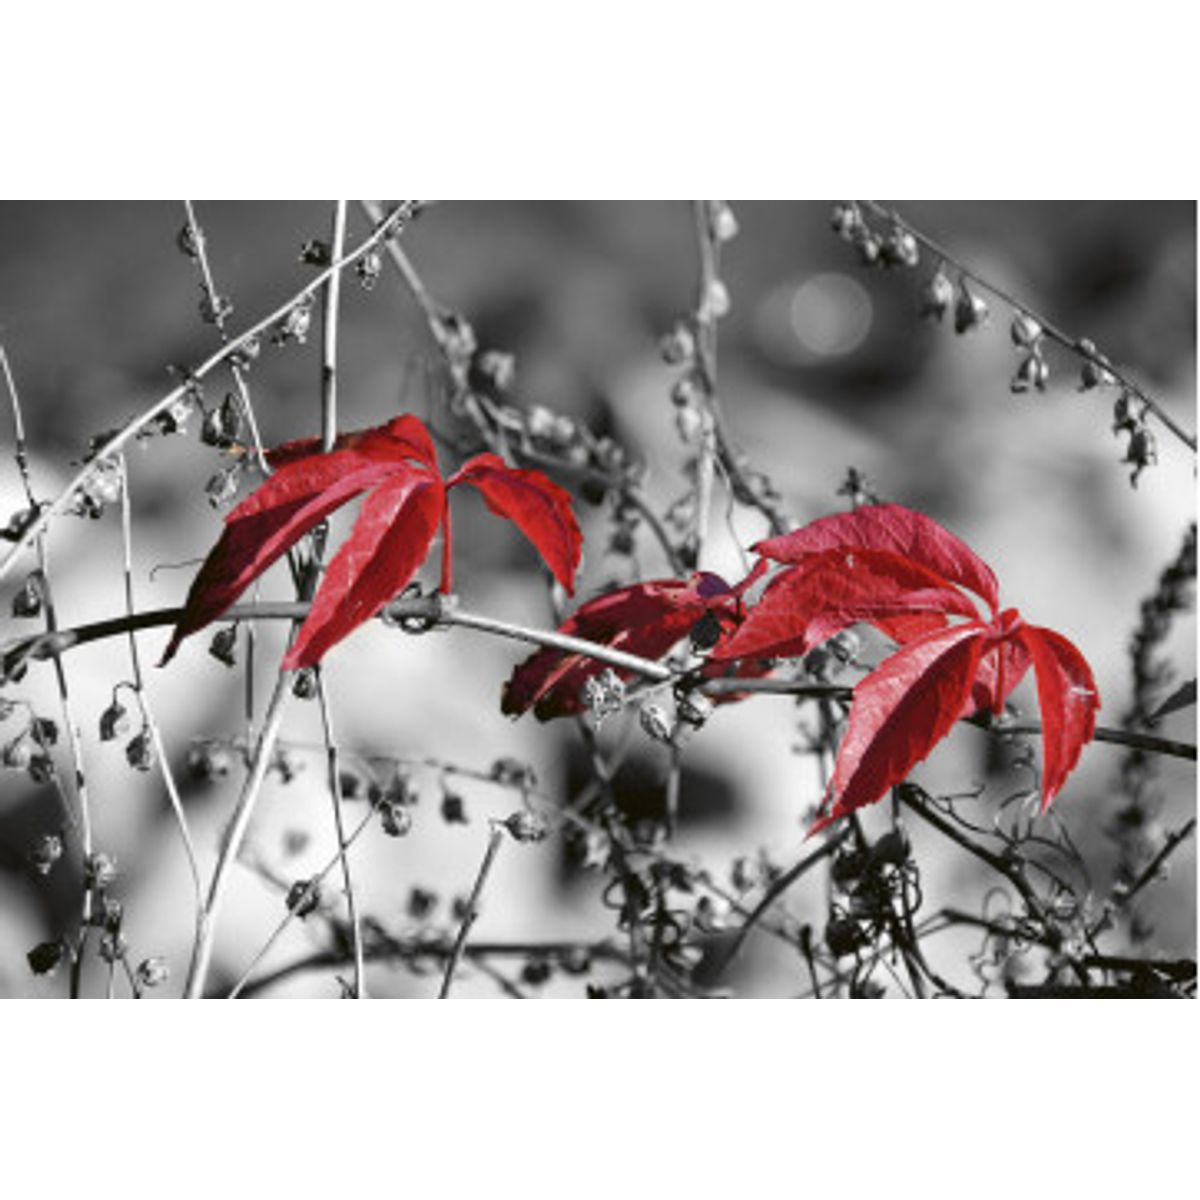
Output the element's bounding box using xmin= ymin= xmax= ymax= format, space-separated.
xmin=208 ymin=624 xmax=238 ymax=667
xmin=1125 ymin=426 xmax=1158 ymax=487
xmin=291 ymin=668 xmax=318 ymax=700
xmin=1011 ymin=352 xmax=1049 ymax=394
xmin=379 ymin=801 xmax=413 ymax=838
xmin=954 ymin=279 xmax=989 ymax=334
xmin=830 ymin=202 xmax=862 ymax=241
xmin=881 ymin=227 xmax=919 ymax=268
xmin=30 ymin=833 xmax=63 ymax=876
xmin=99 ymin=698 xmax=131 ymax=742
xmin=125 ymin=730 xmax=154 ymax=772
xmin=918 ymin=268 xmax=954 ymax=321
xmin=710 ymin=201 xmax=739 ymax=242
xmin=503 ymin=810 xmax=550 ymax=843
xmin=205 ymin=465 xmax=240 ymax=510
xmin=187 ymin=740 xmax=235 ymax=781
xmin=11 ymin=574 xmax=42 ymax=618
xmin=356 ymin=249 xmax=383 ymax=290
xmin=85 ymin=851 xmax=118 ymax=891
xmin=27 ymin=940 xmax=66 ymax=976
xmin=639 ymin=703 xmax=674 ymax=744
xmin=136 ymin=957 xmax=171 ymax=988
xmin=659 ymin=322 xmax=696 ymax=366
xmin=298 ymin=239 xmax=331 ymax=266
xmin=286 ymin=879 xmax=321 ymax=919
xmin=440 ymin=791 xmax=469 ymax=825
xmin=1010 ymin=312 xmax=1043 ymax=347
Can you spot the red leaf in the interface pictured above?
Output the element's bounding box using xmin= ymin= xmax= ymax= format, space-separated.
xmin=266 ymin=414 xmax=439 ymax=470
xmin=1018 ymin=625 xmax=1100 ymax=810
xmin=283 ymin=474 xmax=445 ymax=670
xmin=754 ymin=503 xmax=1000 ymax=615
xmin=159 ymin=450 xmax=408 ymax=663
xmin=810 ymin=622 xmax=987 ymax=834
xmin=449 ymin=453 xmax=582 ymax=595
xmin=711 ymin=547 xmax=978 ymax=663
xmin=964 ymin=635 xmax=1032 ymax=719
xmin=503 ymin=573 xmax=735 ymax=720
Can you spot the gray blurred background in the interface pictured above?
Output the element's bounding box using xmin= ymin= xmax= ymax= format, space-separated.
xmin=0 ymin=201 xmax=1194 ymax=997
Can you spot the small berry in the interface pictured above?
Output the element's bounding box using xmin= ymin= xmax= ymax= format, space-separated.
xmin=407 ymin=886 xmax=438 ymax=920
xmin=176 ymin=223 xmax=201 ymax=259
xmin=136 ymin=957 xmax=170 ymax=988
xmin=659 ymin=323 xmax=695 ymax=365
xmin=520 ymin=957 xmax=553 ymax=986
xmin=27 ymin=940 xmax=66 ymax=976
xmin=710 ymin=201 xmax=739 ymax=242
xmin=440 ymin=792 xmax=469 ymax=825
xmin=830 ymin=203 xmax=862 ymax=240
xmin=286 ymin=878 xmax=321 ymax=919
xmin=291 ymin=668 xmax=318 ymax=700
xmin=99 ymin=698 xmax=131 ymax=742
xmin=206 ymin=465 xmax=240 ymax=510
xmin=30 ymin=833 xmax=63 ymax=876
xmin=86 ymin=851 xmax=118 ymax=892
xmin=125 ymin=730 xmax=154 ymax=772
xmin=379 ymin=801 xmax=413 ymax=837
xmin=639 ymin=703 xmax=674 ymax=744
xmin=472 ymin=349 xmax=516 ymax=395
xmin=11 ymin=574 xmax=42 ymax=618
xmin=923 ymin=268 xmax=958 ymax=318
xmin=356 ymin=249 xmax=383 ymax=290
xmin=881 ymin=227 xmax=919 ymax=268
xmin=1125 ymin=426 xmax=1158 ymax=487
xmin=209 ymin=625 xmax=238 ymax=667
xmin=1010 ymin=312 xmax=1043 ymax=347
xmin=298 ymin=239 xmax=331 ymax=266
xmin=502 ymin=810 xmax=550 ymax=843
xmin=954 ymin=280 xmax=989 ymax=334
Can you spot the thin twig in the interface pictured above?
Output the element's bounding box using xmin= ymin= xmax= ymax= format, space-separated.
xmin=183 ymin=672 xmax=292 ymax=998
xmin=859 ymin=199 xmax=1197 ymax=454
xmin=439 ymin=825 xmax=506 ymax=998
xmin=0 ymin=202 xmax=421 ymax=589
xmin=2 ymin=342 xmax=94 ymax=997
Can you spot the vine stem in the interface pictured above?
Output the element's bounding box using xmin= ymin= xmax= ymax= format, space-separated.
xmin=5 ymin=600 xmax=1194 ymax=762
xmin=0 ymin=201 xmax=421 ymax=590
xmin=690 ymin=200 xmax=721 ymax=567
xmin=859 ymin=199 xmax=1197 ymax=453
xmin=439 ymin=825 xmax=505 ymax=998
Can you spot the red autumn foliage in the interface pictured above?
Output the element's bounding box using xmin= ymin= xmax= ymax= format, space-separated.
xmin=718 ymin=505 xmax=1099 ymax=830
xmin=501 ymin=572 xmax=744 ymax=721
xmin=160 ymin=414 xmax=581 ymax=670
xmin=505 ymin=502 xmax=1098 ymax=831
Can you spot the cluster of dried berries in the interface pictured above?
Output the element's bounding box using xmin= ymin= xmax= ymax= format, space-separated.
xmin=832 ymin=202 xmax=920 ymax=270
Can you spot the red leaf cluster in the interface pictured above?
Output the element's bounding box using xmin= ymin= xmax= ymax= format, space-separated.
xmin=504 ymin=503 xmax=1099 ymax=829
xmin=160 ymin=415 xmax=582 ymax=670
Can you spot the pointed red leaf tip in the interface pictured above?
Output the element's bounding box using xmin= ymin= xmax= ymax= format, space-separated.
xmin=159 ymin=448 xmax=410 ymax=664
xmin=448 ymin=453 xmax=582 ymax=595
xmin=711 ymin=546 xmax=978 ymax=663
xmin=808 ymin=623 xmax=988 ymax=836
xmin=281 ymin=474 xmax=445 ymax=670
xmin=502 ymin=573 xmax=736 ymax=721
xmin=754 ymin=503 xmax=1000 ymax=616
xmin=1018 ymin=625 xmax=1099 ymax=810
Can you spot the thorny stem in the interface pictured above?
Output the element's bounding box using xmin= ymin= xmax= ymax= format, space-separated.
xmin=0 ymin=201 xmax=421 ymax=589
xmin=439 ymin=825 xmax=505 ymax=998
xmin=2 ymin=343 xmax=94 ymax=998
xmin=859 ymin=200 xmax=1198 ymax=454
